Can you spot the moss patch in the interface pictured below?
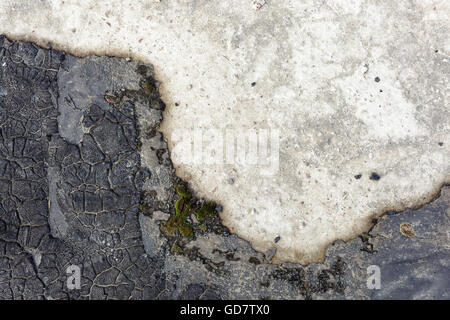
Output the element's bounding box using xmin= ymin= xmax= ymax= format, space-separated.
xmin=195 ymin=202 xmax=217 ymax=221
xmin=164 ymin=185 xmax=193 ymax=237
xmin=170 ymin=242 xmax=183 ymax=255
xmin=163 ymin=183 xmax=218 ymax=238
xmin=176 ymin=184 xmax=191 ymax=199
xmin=139 ymin=202 xmax=148 ymax=212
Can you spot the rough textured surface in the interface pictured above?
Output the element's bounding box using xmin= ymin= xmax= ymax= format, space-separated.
xmin=0 ymin=37 xmax=167 ymax=299
xmin=0 ymin=36 xmax=448 ymax=299
xmin=1 ymin=0 xmax=448 ymax=263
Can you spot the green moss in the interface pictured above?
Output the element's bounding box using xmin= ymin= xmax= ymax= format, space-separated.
xmin=170 ymin=243 xmax=183 ymax=255
xmin=164 ymin=184 xmax=218 ymax=239
xmin=165 ymin=185 xmax=193 ymax=238
xmin=137 ymin=140 xmax=142 ymax=151
xmin=176 ymin=184 xmax=191 ymax=199
xmin=179 ymin=224 xmax=193 ymax=238
xmin=195 ymin=202 xmax=217 ymax=221
xmin=143 ymin=81 xmax=156 ymax=95
xmin=196 ymin=223 xmax=207 ymax=232
xmin=139 ymin=202 xmax=148 ymax=212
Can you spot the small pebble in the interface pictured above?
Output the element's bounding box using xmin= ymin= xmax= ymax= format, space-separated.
xmin=274 ymin=236 xmax=281 ymax=243
xmin=369 ymin=172 xmax=381 ymax=181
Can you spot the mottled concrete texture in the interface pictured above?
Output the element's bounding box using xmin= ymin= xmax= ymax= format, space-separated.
xmin=0 ymin=36 xmax=449 ymax=300
xmin=2 ymin=0 xmax=447 ymax=264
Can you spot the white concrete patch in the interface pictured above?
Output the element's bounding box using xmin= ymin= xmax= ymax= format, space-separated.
xmin=1 ymin=0 xmax=448 ymax=263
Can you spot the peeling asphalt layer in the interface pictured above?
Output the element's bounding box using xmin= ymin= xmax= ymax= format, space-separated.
xmin=0 ymin=36 xmax=448 ymax=300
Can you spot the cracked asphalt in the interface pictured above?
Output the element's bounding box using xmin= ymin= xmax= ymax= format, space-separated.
xmin=0 ymin=36 xmax=448 ymax=300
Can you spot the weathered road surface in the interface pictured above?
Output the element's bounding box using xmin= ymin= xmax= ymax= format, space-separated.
xmin=0 ymin=36 xmax=448 ymax=299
